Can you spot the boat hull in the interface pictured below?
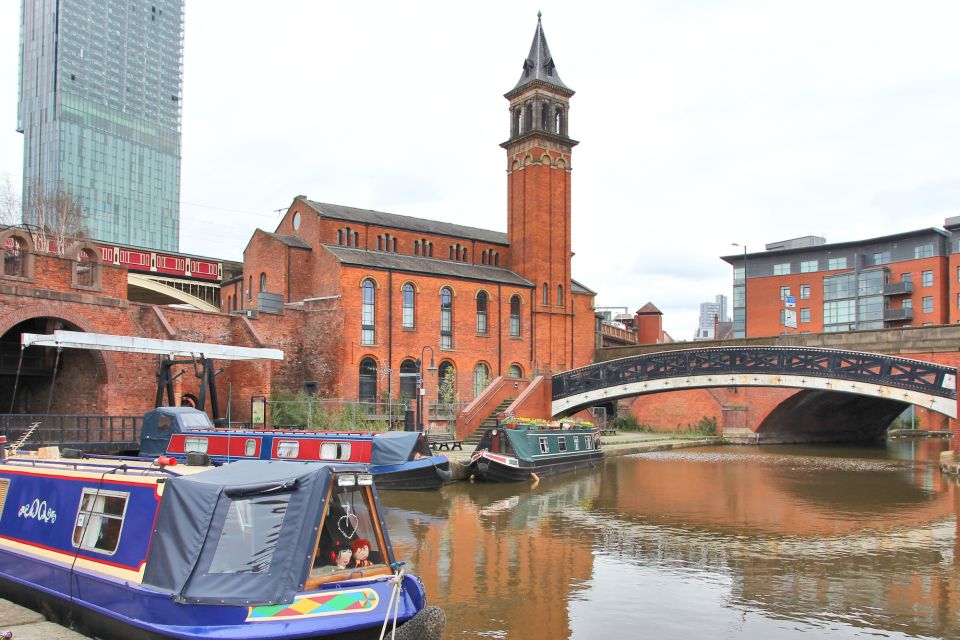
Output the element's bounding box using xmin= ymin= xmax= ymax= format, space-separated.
xmin=371 ymin=456 xmax=448 ymax=491
xmin=472 ymin=450 xmax=603 ymax=482
xmin=0 ymin=547 xmax=429 ymax=640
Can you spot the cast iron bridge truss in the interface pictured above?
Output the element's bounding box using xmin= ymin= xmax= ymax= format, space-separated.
xmin=551 ymin=346 xmax=958 ymax=418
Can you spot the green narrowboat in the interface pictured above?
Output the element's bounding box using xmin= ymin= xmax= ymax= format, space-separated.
xmin=469 ymin=418 xmax=603 ymax=482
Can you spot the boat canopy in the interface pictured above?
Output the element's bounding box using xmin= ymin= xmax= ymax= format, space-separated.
xmin=371 ymin=431 xmax=429 ymax=466
xmin=139 ymin=407 xmax=214 ymax=456
xmin=142 ymin=460 xmax=333 ymax=606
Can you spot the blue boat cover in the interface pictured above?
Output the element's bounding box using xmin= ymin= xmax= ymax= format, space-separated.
xmin=142 ymin=460 xmax=335 ymax=606
xmin=371 ymin=431 xmax=422 ymax=466
xmin=139 ymin=407 xmax=214 ymax=456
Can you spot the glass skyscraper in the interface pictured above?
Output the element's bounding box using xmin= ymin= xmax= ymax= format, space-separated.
xmin=17 ymin=0 xmax=183 ymax=251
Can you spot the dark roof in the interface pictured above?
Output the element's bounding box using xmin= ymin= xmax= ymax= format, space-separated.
xmin=507 ymin=13 xmax=573 ymax=98
xmin=571 ymin=279 xmax=596 ymax=295
xmin=324 ymin=246 xmax=534 ymax=287
xmin=719 ymin=227 xmax=949 ymax=263
xmin=636 ymin=302 xmax=662 ymax=315
xmin=265 ymin=231 xmax=311 ymax=249
xmin=300 ymin=199 xmax=508 ymax=246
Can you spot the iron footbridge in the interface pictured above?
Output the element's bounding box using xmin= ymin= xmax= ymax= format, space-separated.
xmin=552 ymin=346 xmax=958 ymax=418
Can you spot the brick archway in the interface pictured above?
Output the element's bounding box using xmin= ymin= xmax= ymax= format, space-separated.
xmin=0 ymin=303 xmax=118 ymax=397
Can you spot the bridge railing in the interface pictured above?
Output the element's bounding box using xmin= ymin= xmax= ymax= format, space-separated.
xmin=0 ymin=414 xmax=143 ymax=450
xmin=553 ymin=346 xmax=958 ymax=401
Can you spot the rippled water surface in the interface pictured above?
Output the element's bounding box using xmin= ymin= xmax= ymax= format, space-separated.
xmin=380 ymin=440 xmax=960 ymax=639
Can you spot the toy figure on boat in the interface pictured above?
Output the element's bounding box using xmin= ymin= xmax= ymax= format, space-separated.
xmin=0 ymin=447 xmax=444 ymax=640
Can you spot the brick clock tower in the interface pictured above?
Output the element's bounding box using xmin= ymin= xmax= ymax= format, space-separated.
xmin=503 ymin=13 xmax=577 ymax=374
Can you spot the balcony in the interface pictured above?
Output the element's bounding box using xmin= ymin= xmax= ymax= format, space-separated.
xmin=884 ymin=307 xmax=913 ymax=322
xmin=883 ymin=281 xmax=913 ymax=296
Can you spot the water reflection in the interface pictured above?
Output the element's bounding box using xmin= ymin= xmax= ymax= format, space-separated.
xmin=380 ymin=440 xmax=960 ymax=639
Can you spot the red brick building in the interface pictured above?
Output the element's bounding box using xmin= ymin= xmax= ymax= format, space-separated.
xmin=222 ymin=16 xmax=597 ymax=406
xmin=722 ymin=224 xmax=960 ymax=338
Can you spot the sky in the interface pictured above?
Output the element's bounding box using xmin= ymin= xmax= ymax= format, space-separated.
xmin=1 ymin=0 xmax=959 ymax=340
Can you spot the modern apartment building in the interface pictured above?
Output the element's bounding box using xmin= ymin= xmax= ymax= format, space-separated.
xmin=722 ymin=222 xmax=960 ymax=338
xmin=17 ymin=0 xmax=183 ymax=251
xmin=694 ymin=294 xmax=728 ymax=340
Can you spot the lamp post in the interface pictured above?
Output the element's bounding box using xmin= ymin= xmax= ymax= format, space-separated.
xmin=732 ymin=243 xmax=747 ymax=337
xmin=416 ymin=346 xmax=437 ymax=432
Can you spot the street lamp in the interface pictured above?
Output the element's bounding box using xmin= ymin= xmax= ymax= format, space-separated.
xmin=732 ymin=243 xmax=747 ymax=337
xmin=416 ymin=346 xmax=437 ymax=432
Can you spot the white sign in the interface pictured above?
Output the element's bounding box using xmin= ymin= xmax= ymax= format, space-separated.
xmin=783 ymin=309 xmax=797 ymax=329
xmin=784 ymin=295 xmax=796 ymax=308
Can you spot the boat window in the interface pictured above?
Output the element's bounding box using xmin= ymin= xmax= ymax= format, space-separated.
xmin=558 ymin=437 xmax=567 ymax=452
xmin=0 ymin=479 xmax=9 ymax=516
xmin=244 ymin=439 xmax=257 ymax=456
xmin=313 ymin=485 xmax=385 ymax=576
xmin=584 ymin=435 xmax=593 ymax=450
xmin=276 ymin=440 xmax=300 ymax=458
xmin=184 ymin=437 xmax=208 ymax=453
xmin=72 ymin=489 xmax=129 ymax=555
xmin=156 ymin=415 xmax=172 ymax=433
xmin=320 ymin=442 xmax=351 ymax=461
xmin=179 ymin=413 xmax=214 ymax=429
xmin=538 ymin=436 xmax=549 ymax=454
xmin=208 ymin=492 xmax=290 ymax=574
xmin=573 ymin=435 xmax=580 ymax=451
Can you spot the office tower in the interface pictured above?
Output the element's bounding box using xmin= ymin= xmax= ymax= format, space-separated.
xmin=695 ymin=294 xmax=729 ymax=340
xmin=18 ymin=0 xmax=183 ymax=251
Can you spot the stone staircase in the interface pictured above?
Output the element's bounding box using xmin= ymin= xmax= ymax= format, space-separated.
xmin=463 ymin=399 xmax=514 ymax=447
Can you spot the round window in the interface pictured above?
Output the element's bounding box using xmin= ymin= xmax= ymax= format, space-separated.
xmin=292 ymin=211 xmax=301 ymax=231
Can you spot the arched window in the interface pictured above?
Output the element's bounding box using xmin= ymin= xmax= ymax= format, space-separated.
xmin=542 ymin=283 xmax=549 ymax=305
xmin=428 ymin=242 xmax=433 ymax=257
xmin=392 ymin=237 xmax=397 ymax=253
xmin=481 ymin=252 xmax=487 ymax=265
xmin=346 ymin=227 xmax=352 ymax=247
xmin=402 ymin=283 xmax=415 ymax=328
xmin=3 ymin=236 xmax=25 ymax=277
xmin=437 ymin=361 xmax=455 ymax=403
xmin=494 ymin=253 xmax=499 ymax=267
xmin=449 ymin=246 xmax=454 ymax=260
xmin=248 ymin=275 xmax=253 ymax=299
xmin=557 ymin=284 xmax=563 ymax=307
xmin=462 ymin=249 xmax=468 ymax=262
xmin=414 ymin=240 xmax=420 ymax=256
xmin=377 ymin=236 xmax=383 ymax=251
xmin=231 ymin=293 xmax=237 ymax=311
xmin=359 ymin=357 xmax=377 ymax=403
xmin=473 ymin=363 xmax=490 ymax=399
xmin=337 ymin=230 xmax=343 ymax=245
xmin=440 ymin=287 xmax=453 ymax=350
xmin=508 ymin=364 xmax=523 ymax=378
xmin=510 ymin=295 xmax=521 ymax=337
xmin=259 ymin=272 xmax=266 ymax=292
xmin=476 ymin=291 xmax=488 ymax=335
xmin=555 ymin=106 xmax=564 ymax=135
xmin=361 ymin=279 xmax=376 ymax=345
xmin=399 ymin=359 xmax=418 ymax=401
xmin=541 ymin=101 xmax=550 ymax=130
xmin=354 ymin=231 xmax=359 ymax=247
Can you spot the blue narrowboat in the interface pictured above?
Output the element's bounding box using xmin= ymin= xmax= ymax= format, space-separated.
xmin=470 ymin=418 xmax=603 ymax=482
xmin=0 ymin=450 xmax=444 ymax=639
xmin=139 ymin=407 xmax=452 ymax=491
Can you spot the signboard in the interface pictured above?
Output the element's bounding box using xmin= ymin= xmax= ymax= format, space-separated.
xmin=783 ymin=309 xmax=797 ymax=329
xmin=784 ymin=295 xmax=796 ymax=308
xmin=251 ymin=395 xmax=266 ymax=427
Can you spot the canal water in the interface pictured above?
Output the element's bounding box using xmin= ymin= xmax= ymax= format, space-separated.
xmin=380 ymin=440 xmax=959 ymax=639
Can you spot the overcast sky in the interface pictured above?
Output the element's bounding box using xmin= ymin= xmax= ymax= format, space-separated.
xmin=1 ymin=1 xmax=959 ymax=340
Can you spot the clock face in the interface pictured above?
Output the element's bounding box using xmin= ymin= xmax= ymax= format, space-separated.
xmin=292 ymin=211 xmax=301 ymax=231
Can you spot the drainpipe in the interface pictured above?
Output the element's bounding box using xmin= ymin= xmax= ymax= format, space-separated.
xmin=497 ymin=283 xmax=502 ymax=376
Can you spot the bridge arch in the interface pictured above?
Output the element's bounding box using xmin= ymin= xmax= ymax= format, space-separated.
xmin=552 ymin=347 xmax=956 ymax=441
xmin=0 ymin=305 xmax=116 ymax=414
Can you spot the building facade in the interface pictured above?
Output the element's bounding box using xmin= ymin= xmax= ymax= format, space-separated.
xmin=723 ymin=224 xmax=960 ymax=338
xmin=18 ymin=0 xmax=183 ymax=251
xmin=222 ymin=16 xmax=597 ymax=406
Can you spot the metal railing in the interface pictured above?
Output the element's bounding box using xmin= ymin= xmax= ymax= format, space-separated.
xmin=0 ymin=414 xmax=142 ymax=450
xmin=554 ymin=346 xmax=958 ymax=401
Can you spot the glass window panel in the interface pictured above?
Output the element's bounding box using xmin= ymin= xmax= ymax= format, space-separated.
xmin=209 ymin=493 xmax=290 ymax=574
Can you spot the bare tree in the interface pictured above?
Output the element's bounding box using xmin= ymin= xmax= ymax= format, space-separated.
xmin=24 ymin=181 xmax=88 ymax=254
xmin=0 ymin=173 xmax=20 ymax=227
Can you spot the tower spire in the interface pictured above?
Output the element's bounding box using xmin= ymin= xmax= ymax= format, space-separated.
xmin=507 ymin=12 xmax=572 ymax=98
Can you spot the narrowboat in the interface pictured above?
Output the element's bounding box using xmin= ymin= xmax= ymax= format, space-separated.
xmin=469 ymin=417 xmax=603 ymax=482
xmin=0 ymin=450 xmax=444 ymax=640
xmin=139 ymin=407 xmax=452 ymax=491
